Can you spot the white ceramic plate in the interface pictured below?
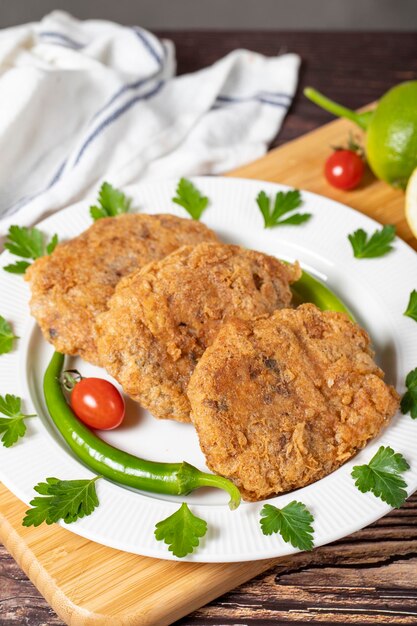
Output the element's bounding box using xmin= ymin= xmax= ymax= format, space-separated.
xmin=1 ymin=177 xmax=417 ymax=563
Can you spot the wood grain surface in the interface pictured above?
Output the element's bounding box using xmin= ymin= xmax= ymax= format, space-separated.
xmin=1 ymin=30 xmax=417 ymax=626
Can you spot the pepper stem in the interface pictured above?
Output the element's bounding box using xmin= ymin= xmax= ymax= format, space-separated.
xmin=304 ymin=87 xmax=373 ymax=130
xmin=195 ymin=472 xmax=242 ymax=510
xmin=177 ymin=462 xmax=241 ymax=509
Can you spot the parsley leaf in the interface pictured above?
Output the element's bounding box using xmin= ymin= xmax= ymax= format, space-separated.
xmin=0 ymin=316 xmax=17 ymax=355
xmin=260 ymin=501 xmax=314 ymax=551
xmin=256 ymin=189 xmax=311 ymax=228
xmin=4 ymin=226 xmax=59 ymax=274
xmin=348 ymin=225 xmax=396 ymax=259
xmin=90 ymin=182 xmax=131 ymax=221
xmin=4 ymin=226 xmax=44 ymax=259
xmin=46 ymin=233 xmax=59 ymax=255
xmin=154 ymin=502 xmax=208 ymax=558
xmin=172 ymin=178 xmax=209 ymax=220
xmin=400 ymin=367 xmax=417 ymax=419
xmin=404 ymin=290 xmax=417 ymax=322
xmin=0 ymin=394 xmax=36 ymax=447
xmin=22 ymin=476 xmax=101 ymax=527
xmin=3 ymin=260 xmax=31 ymax=274
xmin=352 ymin=446 xmax=410 ymax=508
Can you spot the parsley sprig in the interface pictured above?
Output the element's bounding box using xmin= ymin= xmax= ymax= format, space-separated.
xmin=154 ymin=502 xmax=208 ymax=558
xmin=256 ymin=189 xmax=311 ymax=228
xmin=348 ymin=225 xmax=396 ymax=259
xmin=0 ymin=316 xmax=17 ymax=355
xmin=404 ymin=290 xmax=417 ymax=323
xmin=172 ymin=178 xmax=209 ymax=220
xmin=23 ymin=476 xmax=101 ymax=527
xmin=260 ymin=501 xmax=314 ymax=551
xmin=4 ymin=226 xmax=58 ymax=274
xmin=90 ymin=182 xmax=131 ymax=221
xmin=400 ymin=368 xmax=417 ymax=419
xmin=352 ymin=446 xmax=409 ymax=508
xmin=0 ymin=394 xmax=36 ymax=447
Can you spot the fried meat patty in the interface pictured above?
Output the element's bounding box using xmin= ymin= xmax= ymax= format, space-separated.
xmin=96 ymin=242 xmax=300 ymax=422
xmin=25 ymin=213 xmax=218 ymax=364
xmin=187 ymin=304 xmax=399 ymax=501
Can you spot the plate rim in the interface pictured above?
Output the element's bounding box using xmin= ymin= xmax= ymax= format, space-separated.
xmin=0 ymin=175 xmax=416 ymax=562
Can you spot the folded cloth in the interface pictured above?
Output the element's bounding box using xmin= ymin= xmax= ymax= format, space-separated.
xmin=0 ymin=11 xmax=300 ymax=234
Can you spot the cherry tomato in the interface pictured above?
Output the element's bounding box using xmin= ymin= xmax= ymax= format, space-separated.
xmin=324 ymin=149 xmax=365 ymax=190
xmin=70 ymin=378 xmax=125 ymax=430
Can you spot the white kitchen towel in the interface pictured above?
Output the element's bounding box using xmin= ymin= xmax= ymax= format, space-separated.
xmin=0 ymin=11 xmax=300 ymax=234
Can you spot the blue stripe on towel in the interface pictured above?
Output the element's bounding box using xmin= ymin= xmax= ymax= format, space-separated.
xmin=38 ymin=31 xmax=85 ymax=50
xmin=91 ymin=76 xmax=152 ymax=122
xmin=4 ymin=78 xmax=163 ymax=216
xmin=257 ymin=90 xmax=292 ymax=101
xmin=259 ymin=98 xmax=288 ymax=108
xmin=4 ymin=29 xmax=167 ymax=217
xmin=48 ymin=158 xmax=68 ymax=187
xmin=216 ymin=93 xmax=290 ymax=108
xmin=131 ymin=27 xmax=163 ymax=68
xmin=91 ymin=29 xmax=166 ymax=121
xmin=73 ymin=80 xmax=165 ymax=166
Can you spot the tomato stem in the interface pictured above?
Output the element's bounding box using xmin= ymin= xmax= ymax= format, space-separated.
xmin=304 ymin=87 xmax=373 ymax=131
xmin=60 ymin=369 xmax=83 ymax=392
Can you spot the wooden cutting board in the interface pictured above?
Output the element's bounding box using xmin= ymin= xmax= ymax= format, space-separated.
xmin=0 ymin=110 xmax=414 ymax=626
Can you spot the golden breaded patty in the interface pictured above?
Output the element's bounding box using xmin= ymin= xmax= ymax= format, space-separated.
xmin=25 ymin=213 xmax=218 ymax=364
xmin=96 ymin=242 xmax=300 ymax=422
xmin=187 ymin=304 xmax=399 ymax=501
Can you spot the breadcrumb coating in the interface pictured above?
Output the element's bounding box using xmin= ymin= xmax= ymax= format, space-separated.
xmin=96 ymin=242 xmax=300 ymax=422
xmin=25 ymin=213 xmax=218 ymax=364
xmin=187 ymin=304 xmax=399 ymax=501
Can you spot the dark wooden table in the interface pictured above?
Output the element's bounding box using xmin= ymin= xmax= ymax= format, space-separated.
xmin=2 ymin=31 xmax=417 ymax=626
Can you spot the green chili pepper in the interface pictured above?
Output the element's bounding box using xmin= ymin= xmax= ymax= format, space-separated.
xmin=43 ymin=351 xmax=241 ymax=510
xmin=291 ymin=269 xmax=354 ymax=320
